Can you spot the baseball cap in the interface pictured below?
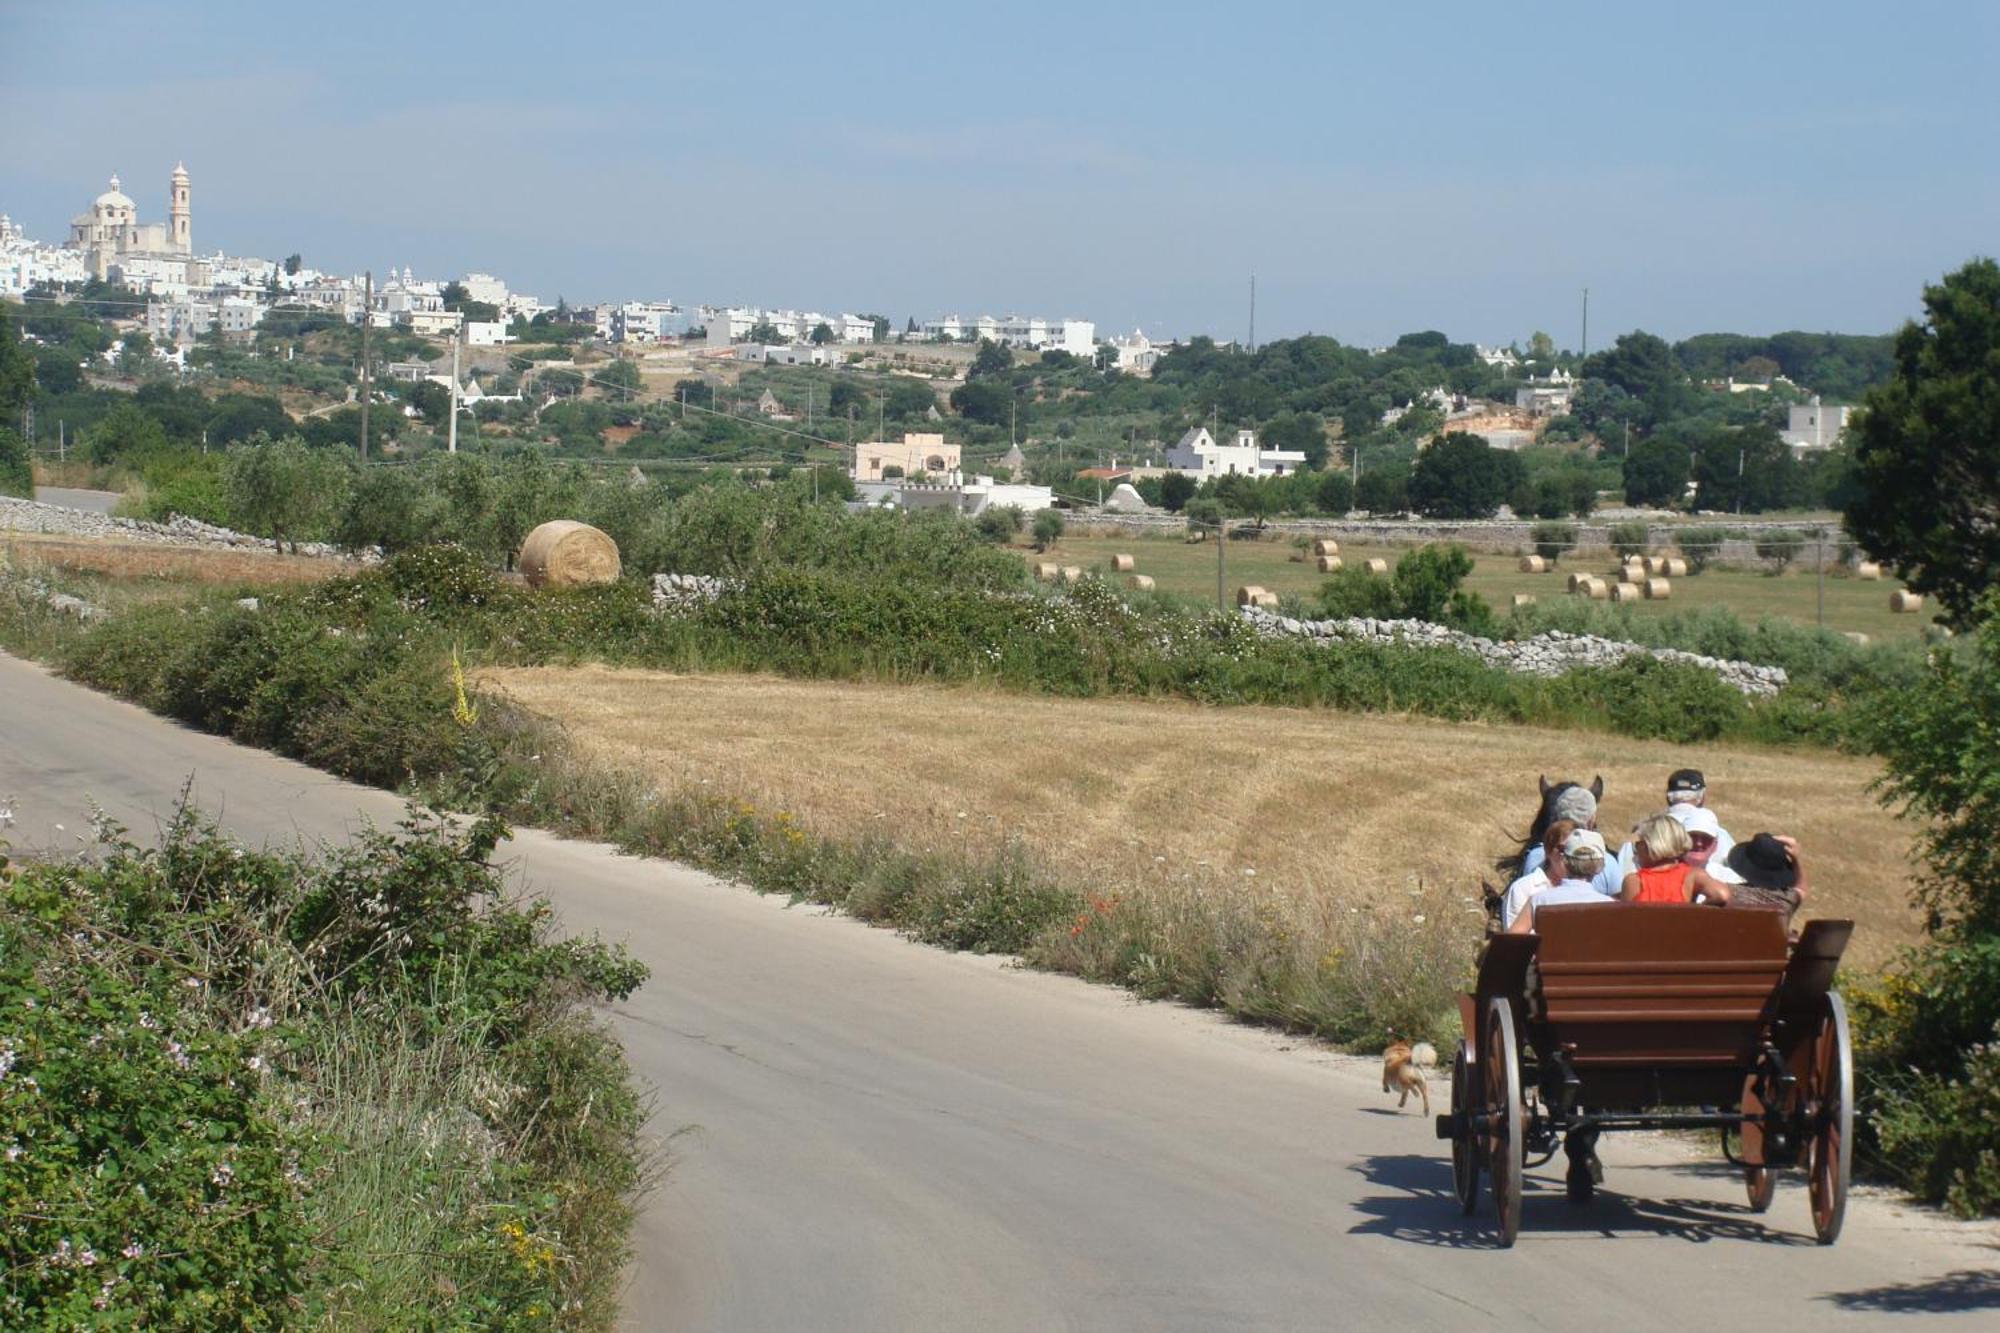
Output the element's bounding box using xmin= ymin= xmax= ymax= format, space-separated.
xmin=1666 ymin=768 xmax=1706 ymax=801
xmin=1551 ymin=786 xmax=1598 ymax=825
xmin=1670 ymin=804 xmax=1722 ymax=839
xmin=1563 ymin=828 xmax=1609 ymax=859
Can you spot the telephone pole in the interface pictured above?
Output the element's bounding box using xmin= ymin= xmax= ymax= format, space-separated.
xmin=358 ymin=270 xmax=373 ymax=462
xmin=1248 ymin=274 xmax=1256 ymax=354
xmin=446 ymin=327 xmax=461 ymax=454
xmin=1580 ymin=286 xmax=1589 ymax=360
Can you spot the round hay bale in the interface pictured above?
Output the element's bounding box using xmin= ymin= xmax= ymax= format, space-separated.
xmin=1644 ymin=555 xmax=1667 ymax=575
xmin=1586 ymin=577 xmax=1611 ymax=601
xmin=1311 ymin=538 xmax=1340 ymax=557
xmin=1236 ymin=584 xmax=1269 ymax=607
xmin=1518 ymin=555 xmax=1547 ymax=574
xmin=1512 ymin=593 xmax=1537 ymax=609
xmin=1034 ymin=561 xmax=1059 ymax=582
xmin=1566 ymin=571 xmax=1584 ymax=593
xmin=518 ymin=520 xmax=620 ymax=589
xmin=1126 ymin=574 xmax=1155 ymax=592
xmin=1111 ymin=553 xmax=1136 ymax=573
xmin=1362 ymin=558 xmax=1389 ymax=575
xmin=1622 ymin=561 xmax=1648 ymax=584
xmin=1891 ymin=590 xmax=1924 ymax=614
xmin=1317 ymin=555 xmax=1344 ymax=573
xmin=1612 ymin=581 xmax=1642 ymax=604
xmin=1060 ymin=565 xmax=1083 ymax=584
xmin=1644 ymin=577 xmax=1671 ymax=600
xmin=1856 ymin=561 xmax=1882 ymax=581
xmin=1843 ymin=631 xmax=1870 ymax=646
xmin=1664 ymin=557 xmax=1689 ymax=578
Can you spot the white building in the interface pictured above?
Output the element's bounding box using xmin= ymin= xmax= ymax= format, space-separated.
xmin=405 ymin=308 xmax=463 ymax=337
xmin=604 ymin=300 xmax=682 ymax=343
xmin=922 ymin=314 xmax=1095 ymax=356
xmin=460 ymin=272 xmax=509 ymax=306
xmin=1475 ymin=344 xmax=1520 ymax=368
xmin=1780 ymin=396 xmax=1853 ymax=451
xmin=1103 ymin=328 xmax=1163 ymax=375
xmin=65 ymin=165 xmax=192 ymax=281
xmin=465 ymin=320 xmax=513 ymax=347
xmin=1515 ymin=368 xmax=1576 ymax=417
xmin=1162 ymin=427 xmax=1307 ymax=479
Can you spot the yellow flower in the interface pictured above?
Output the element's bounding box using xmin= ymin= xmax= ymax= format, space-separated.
xmin=449 ymin=647 xmax=479 ymax=728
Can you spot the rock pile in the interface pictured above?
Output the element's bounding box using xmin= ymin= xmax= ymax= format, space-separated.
xmin=1239 ymin=606 xmax=1788 ymax=697
xmin=650 ymin=572 xmax=734 ymax=611
xmin=0 ymin=495 xmax=357 ymax=560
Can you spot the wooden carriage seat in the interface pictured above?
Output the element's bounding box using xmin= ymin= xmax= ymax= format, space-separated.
xmin=1530 ymin=905 xmax=1791 ymax=1068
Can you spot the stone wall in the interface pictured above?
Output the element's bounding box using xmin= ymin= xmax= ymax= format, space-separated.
xmin=0 ymin=495 xmax=356 ymax=560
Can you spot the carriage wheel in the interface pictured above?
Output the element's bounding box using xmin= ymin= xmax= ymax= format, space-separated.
xmin=1483 ymin=998 xmax=1524 ymax=1247
xmin=1450 ymin=1039 xmax=1479 ymax=1215
xmin=1806 ymin=992 xmax=1853 ymax=1245
xmin=1737 ymin=1083 xmax=1776 ymax=1214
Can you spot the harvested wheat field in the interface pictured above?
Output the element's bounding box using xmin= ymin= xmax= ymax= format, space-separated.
xmin=1 ymin=534 xmax=349 ymax=586
xmin=482 ymin=666 xmax=1922 ymax=968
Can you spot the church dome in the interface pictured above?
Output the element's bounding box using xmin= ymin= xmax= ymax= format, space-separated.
xmin=95 ymin=175 xmax=134 ymax=209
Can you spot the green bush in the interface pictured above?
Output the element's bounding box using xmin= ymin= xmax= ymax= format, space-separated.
xmin=1678 ymin=524 xmax=1728 ymax=573
xmin=1552 ymin=653 xmax=1746 ymax=742
xmin=0 ymin=810 xmax=648 ymax=1325
xmin=1530 ymin=520 xmax=1577 ymax=565
xmin=1754 ymin=528 xmax=1806 ymax=572
xmin=0 ymin=426 xmax=31 ymax=498
xmin=1608 ymin=520 xmax=1650 ymax=561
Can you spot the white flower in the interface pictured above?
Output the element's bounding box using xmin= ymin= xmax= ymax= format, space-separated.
xmin=164 ymin=1039 xmax=191 ymax=1070
xmin=120 ymin=1241 xmax=142 ymax=1259
xmin=245 ymin=1056 xmax=264 ymax=1072
xmin=137 ymin=1011 xmax=157 ymax=1030
xmin=0 ymin=1042 xmax=15 ymax=1077
xmin=211 ymin=1162 xmax=234 ymax=1188
xmin=78 ymin=1246 xmax=96 ymax=1267
xmin=1412 ymin=914 xmax=1427 ymax=924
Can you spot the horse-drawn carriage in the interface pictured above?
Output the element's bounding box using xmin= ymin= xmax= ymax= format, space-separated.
xmin=1436 ymin=903 xmax=1854 ymax=1246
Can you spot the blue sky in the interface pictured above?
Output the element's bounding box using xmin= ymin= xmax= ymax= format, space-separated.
xmin=2 ymin=1 xmax=1994 ymax=345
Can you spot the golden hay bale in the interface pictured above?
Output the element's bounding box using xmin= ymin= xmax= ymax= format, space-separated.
xmin=1317 ymin=555 xmax=1344 ymax=573
xmin=1236 ymin=584 xmax=1269 ymax=607
xmin=1311 ymin=538 xmax=1340 ymax=557
xmin=1843 ymin=631 xmax=1870 ymax=646
xmin=1362 ymin=558 xmax=1389 ymax=575
xmin=518 ymin=520 xmax=620 ymax=589
xmin=1643 ymin=577 xmax=1671 ymax=600
xmin=1512 ymin=593 xmax=1537 ymax=609
xmin=1111 ymin=553 xmax=1136 ymax=573
xmin=1518 ymin=555 xmax=1547 ymax=573
xmin=1891 ymin=590 xmax=1924 ymax=614
xmin=1034 ymin=562 xmax=1059 ymax=582
xmin=1566 ymin=571 xmax=1584 ymax=593
xmin=1184 ymin=530 xmax=1207 ymax=544
xmin=1255 ymin=591 xmax=1280 ymax=609
xmin=1611 ymin=581 xmax=1642 ymax=603
xmin=1643 ymin=555 xmax=1664 ymax=575
xmin=1586 ymin=578 xmax=1611 ymax=601
xmin=1060 ymin=565 xmax=1084 ymax=583
xmin=1664 ymin=557 xmax=1689 ymax=578
xmin=1622 ymin=561 xmax=1648 ymax=584
xmin=1126 ymin=574 xmax=1155 ymax=592
xmin=1856 ymin=561 xmax=1882 ymax=581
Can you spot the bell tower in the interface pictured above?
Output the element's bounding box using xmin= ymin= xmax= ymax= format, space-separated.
xmin=170 ymin=161 xmax=190 ymax=255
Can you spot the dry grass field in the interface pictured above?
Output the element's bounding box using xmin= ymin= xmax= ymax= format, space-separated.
xmin=481 ymin=666 xmax=1921 ymax=970
xmin=0 ymin=534 xmax=351 ymax=587
xmin=1033 ymin=531 xmax=1937 ymax=641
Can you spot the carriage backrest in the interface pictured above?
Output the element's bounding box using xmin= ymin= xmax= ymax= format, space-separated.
xmin=1531 ymin=905 xmax=1791 ymax=1067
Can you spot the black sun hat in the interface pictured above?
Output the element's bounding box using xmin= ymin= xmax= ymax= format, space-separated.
xmin=1724 ymin=833 xmax=1798 ymax=892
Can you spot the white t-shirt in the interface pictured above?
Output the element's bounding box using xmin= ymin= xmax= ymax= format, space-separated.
xmin=1527 ymin=881 xmax=1614 ymax=925
xmin=1501 ymin=868 xmax=1551 ymax=929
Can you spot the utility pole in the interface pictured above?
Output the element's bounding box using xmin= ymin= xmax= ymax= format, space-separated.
xmin=1216 ymin=516 xmax=1227 ymax=610
xmin=1580 ymin=286 xmax=1589 ymax=360
xmin=446 ymin=328 xmax=461 ymax=453
xmin=1248 ymin=274 xmax=1256 ymax=354
xmin=358 ymin=270 xmax=372 ymax=462
xmin=1815 ymin=532 xmax=1825 ymax=626
xmin=1736 ymin=447 xmax=1746 ymax=515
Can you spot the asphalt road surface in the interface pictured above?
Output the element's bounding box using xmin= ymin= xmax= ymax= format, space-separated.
xmin=2 ymin=650 xmax=1994 ymax=1330
xmin=31 ymin=486 xmax=122 ymax=514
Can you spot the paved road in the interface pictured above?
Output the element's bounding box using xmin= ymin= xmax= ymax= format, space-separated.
xmin=31 ymin=486 xmax=123 ymax=514
xmin=2 ymin=650 xmax=1993 ymax=1330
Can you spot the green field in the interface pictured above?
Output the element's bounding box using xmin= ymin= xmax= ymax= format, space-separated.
xmin=1033 ymin=529 xmax=1937 ymax=641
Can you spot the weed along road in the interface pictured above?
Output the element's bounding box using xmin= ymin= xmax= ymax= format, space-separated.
xmin=3 ymin=651 xmax=1994 ymax=1331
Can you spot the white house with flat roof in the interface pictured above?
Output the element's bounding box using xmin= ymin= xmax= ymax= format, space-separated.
xmin=1161 ymin=427 xmax=1306 ymax=479
xmin=1780 ymin=396 xmax=1852 ymax=451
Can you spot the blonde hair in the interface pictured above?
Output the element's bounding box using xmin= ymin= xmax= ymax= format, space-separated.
xmin=1633 ymin=813 xmax=1691 ymax=867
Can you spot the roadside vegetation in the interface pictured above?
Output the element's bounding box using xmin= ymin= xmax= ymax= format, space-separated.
xmin=0 ymin=807 xmax=649 ymax=1328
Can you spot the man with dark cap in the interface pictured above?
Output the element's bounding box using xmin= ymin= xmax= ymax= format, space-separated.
xmin=1617 ymin=766 xmax=1738 ymax=880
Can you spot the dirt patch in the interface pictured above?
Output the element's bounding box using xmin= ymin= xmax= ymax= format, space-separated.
xmin=2 ymin=534 xmax=350 ymax=586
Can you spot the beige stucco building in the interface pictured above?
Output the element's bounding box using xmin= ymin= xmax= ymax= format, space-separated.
xmin=67 ymin=164 xmax=192 ymax=281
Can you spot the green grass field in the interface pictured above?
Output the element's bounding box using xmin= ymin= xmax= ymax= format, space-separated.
xmin=1032 ymin=529 xmax=1937 ymax=641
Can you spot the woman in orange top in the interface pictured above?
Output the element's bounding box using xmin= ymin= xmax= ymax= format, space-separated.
xmin=1619 ymin=812 xmax=1732 ymax=905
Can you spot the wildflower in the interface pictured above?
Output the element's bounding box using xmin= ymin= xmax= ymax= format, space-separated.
xmin=1412 ymin=914 xmax=1427 ymax=924
xmin=137 ymin=1011 xmax=157 ymax=1030
xmin=0 ymin=1042 xmax=14 ymax=1077
xmin=211 ymin=1162 xmax=234 ymax=1189
xmin=164 ymin=1039 xmax=192 ymax=1070
xmin=246 ymin=1055 xmax=264 ymax=1072
xmin=121 ymin=1241 xmax=142 ymax=1259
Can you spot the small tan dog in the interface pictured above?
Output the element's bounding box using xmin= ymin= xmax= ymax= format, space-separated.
xmin=1382 ymin=1040 xmax=1438 ymax=1115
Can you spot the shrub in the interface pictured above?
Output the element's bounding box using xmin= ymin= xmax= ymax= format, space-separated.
xmin=0 ymin=426 xmax=31 ymax=498
xmin=974 ymin=505 xmax=1024 ymax=541
xmin=1553 ymin=653 xmax=1745 ymax=742
xmin=1678 ymin=524 xmax=1728 ymax=573
xmin=1608 ymin=520 xmax=1650 ymax=561
xmin=1754 ymin=528 xmax=1806 ymax=572
xmin=1031 ymin=508 xmax=1065 ymax=551
xmin=1530 ymin=520 xmax=1577 ymax=565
